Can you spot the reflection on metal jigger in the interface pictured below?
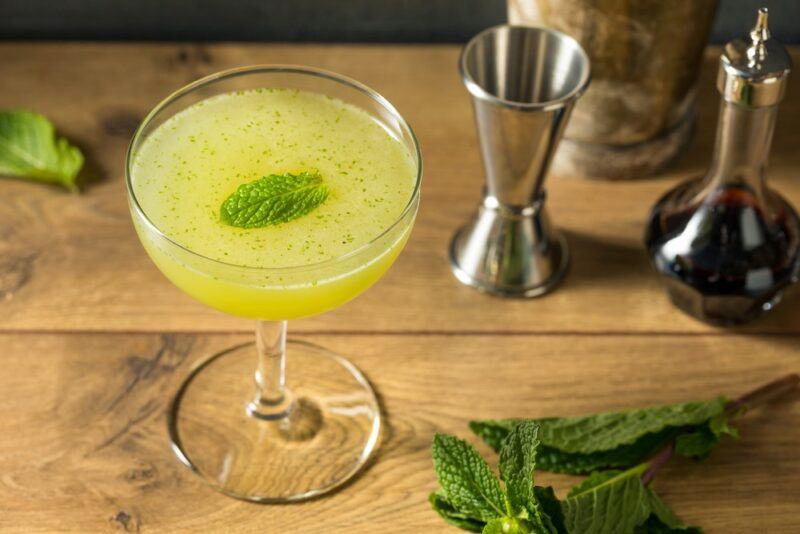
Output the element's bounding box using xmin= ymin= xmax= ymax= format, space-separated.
xmin=450 ymin=24 xmax=590 ymax=297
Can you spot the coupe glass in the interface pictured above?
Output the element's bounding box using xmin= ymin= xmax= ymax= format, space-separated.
xmin=125 ymin=66 xmax=421 ymax=502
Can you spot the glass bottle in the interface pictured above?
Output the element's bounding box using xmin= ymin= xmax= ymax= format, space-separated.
xmin=645 ymin=8 xmax=800 ymax=325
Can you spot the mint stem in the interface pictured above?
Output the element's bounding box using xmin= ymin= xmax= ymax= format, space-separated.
xmin=641 ymin=373 xmax=799 ymax=485
xmin=641 ymin=441 xmax=674 ymax=485
xmin=724 ymin=373 xmax=800 ymax=414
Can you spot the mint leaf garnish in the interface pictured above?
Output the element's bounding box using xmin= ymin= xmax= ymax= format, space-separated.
xmin=432 ymin=433 xmax=507 ymax=522
xmin=0 ymin=110 xmax=84 ymax=191
xmin=471 ymin=397 xmax=729 ymax=474
xmin=220 ymin=171 xmax=329 ymax=228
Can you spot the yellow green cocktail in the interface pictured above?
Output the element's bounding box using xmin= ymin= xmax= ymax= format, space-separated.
xmin=131 ymin=88 xmax=417 ymax=319
xmin=126 ymin=66 xmax=421 ymax=503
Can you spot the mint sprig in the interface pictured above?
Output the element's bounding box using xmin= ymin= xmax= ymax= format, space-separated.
xmin=220 ymin=171 xmax=329 ymax=228
xmin=431 ymin=426 xmax=699 ymax=534
xmin=431 ymin=375 xmax=799 ymax=533
xmin=0 ymin=110 xmax=84 ymax=191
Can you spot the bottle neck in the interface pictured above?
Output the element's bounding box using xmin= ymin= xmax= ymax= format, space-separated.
xmin=706 ymin=99 xmax=777 ymax=195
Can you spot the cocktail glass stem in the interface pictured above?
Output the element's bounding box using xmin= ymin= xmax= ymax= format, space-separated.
xmin=248 ymin=320 xmax=294 ymax=419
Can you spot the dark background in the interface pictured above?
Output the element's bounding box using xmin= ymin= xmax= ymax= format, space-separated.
xmin=1 ymin=0 xmax=798 ymax=43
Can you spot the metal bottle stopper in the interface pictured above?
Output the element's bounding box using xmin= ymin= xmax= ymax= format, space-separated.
xmin=718 ymin=8 xmax=790 ymax=109
xmin=450 ymin=25 xmax=591 ymax=297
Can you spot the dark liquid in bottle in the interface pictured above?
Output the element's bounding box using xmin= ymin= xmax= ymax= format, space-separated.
xmin=645 ymin=183 xmax=800 ymax=325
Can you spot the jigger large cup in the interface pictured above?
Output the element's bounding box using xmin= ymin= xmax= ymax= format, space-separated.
xmin=450 ymin=25 xmax=590 ymax=297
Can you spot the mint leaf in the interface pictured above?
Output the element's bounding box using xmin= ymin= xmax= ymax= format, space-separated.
xmin=500 ymin=421 xmax=540 ymax=519
xmin=220 ymin=171 xmax=329 ymax=228
xmin=0 ymin=110 xmax=83 ymax=191
xmin=473 ymin=422 xmax=671 ymax=475
xmin=561 ymin=465 xmax=652 ymax=534
xmin=562 ymin=468 xmax=701 ymax=534
xmin=675 ymin=413 xmax=738 ymax=459
xmin=429 ymin=492 xmax=485 ymax=532
xmin=499 ymin=422 xmax=559 ymax=532
xmin=432 ymin=433 xmax=507 ymax=523
xmin=538 ymin=433 xmax=668 ymax=474
xmin=472 ymin=398 xmax=728 ymax=474
xmin=633 ymin=488 xmax=703 ymax=533
xmin=533 ymin=487 xmax=567 ymax=534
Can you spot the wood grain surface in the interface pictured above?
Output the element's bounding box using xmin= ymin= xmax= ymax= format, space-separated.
xmin=1 ymin=333 xmax=799 ymax=533
xmin=1 ymin=43 xmax=799 ymax=533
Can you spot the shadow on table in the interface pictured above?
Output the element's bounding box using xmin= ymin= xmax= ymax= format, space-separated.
xmin=560 ymin=229 xmax=652 ymax=290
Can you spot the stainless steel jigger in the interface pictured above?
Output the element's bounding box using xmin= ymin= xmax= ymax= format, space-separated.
xmin=450 ymin=25 xmax=590 ymax=297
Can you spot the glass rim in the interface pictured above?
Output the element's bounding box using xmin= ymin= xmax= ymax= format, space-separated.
xmin=125 ymin=64 xmax=422 ymax=273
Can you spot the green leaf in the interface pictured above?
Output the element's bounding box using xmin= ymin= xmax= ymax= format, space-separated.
xmin=499 ymin=421 xmax=540 ymax=518
xmin=472 ymin=422 xmax=672 ymax=475
xmin=429 ymin=492 xmax=485 ymax=532
xmin=675 ymin=413 xmax=737 ymax=460
xmin=472 ymin=397 xmax=728 ymax=474
xmin=561 ymin=465 xmax=652 ymax=534
xmin=535 ymin=431 xmax=671 ymax=475
xmin=633 ymin=489 xmax=703 ymax=534
xmin=533 ymin=486 xmax=568 ymax=534
xmin=432 ymin=433 xmax=507 ymax=523
xmin=562 ymin=469 xmax=702 ymax=534
xmin=219 ymin=171 xmax=329 ymax=228
xmin=499 ymin=422 xmax=561 ymax=533
xmin=0 ymin=110 xmax=83 ymax=190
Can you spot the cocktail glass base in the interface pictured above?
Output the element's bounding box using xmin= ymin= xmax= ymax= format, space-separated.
xmin=167 ymin=340 xmax=381 ymax=503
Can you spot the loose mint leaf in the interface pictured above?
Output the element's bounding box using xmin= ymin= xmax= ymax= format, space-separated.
xmin=429 ymin=492 xmax=485 ymax=532
xmin=472 ymin=397 xmax=728 ymax=474
xmin=533 ymin=486 xmax=567 ymax=534
xmin=220 ymin=171 xmax=329 ymax=228
xmin=499 ymin=421 xmax=540 ymax=518
xmin=561 ymin=465 xmax=651 ymax=534
xmin=0 ymin=110 xmax=83 ymax=191
xmin=432 ymin=433 xmax=507 ymax=523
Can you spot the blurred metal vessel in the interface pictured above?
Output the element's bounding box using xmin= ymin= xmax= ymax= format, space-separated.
xmin=509 ymin=0 xmax=718 ymax=179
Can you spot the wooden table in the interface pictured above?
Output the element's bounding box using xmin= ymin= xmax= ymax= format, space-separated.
xmin=1 ymin=43 xmax=799 ymax=533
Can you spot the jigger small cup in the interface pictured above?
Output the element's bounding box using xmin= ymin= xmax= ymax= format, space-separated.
xmin=450 ymin=24 xmax=590 ymax=297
